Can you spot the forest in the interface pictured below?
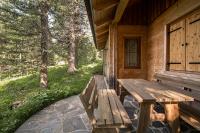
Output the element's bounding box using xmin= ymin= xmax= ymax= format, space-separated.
xmin=0 ymin=0 xmax=99 ymax=82
xmin=0 ymin=0 xmax=101 ymax=132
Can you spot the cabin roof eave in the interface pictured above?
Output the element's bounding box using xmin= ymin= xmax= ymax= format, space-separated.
xmin=84 ymin=0 xmax=129 ymax=50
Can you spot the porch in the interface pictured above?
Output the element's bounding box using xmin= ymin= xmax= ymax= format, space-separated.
xmin=84 ymin=0 xmax=200 ymax=132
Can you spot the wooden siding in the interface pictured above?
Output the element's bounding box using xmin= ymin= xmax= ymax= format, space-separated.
xmin=103 ymin=25 xmax=117 ymax=87
xmin=117 ymin=25 xmax=147 ymax=79
xmin=119 ymin=0 xmax=177 ymax=25
xmin=147 ymin=0 xmax=200 ymax=80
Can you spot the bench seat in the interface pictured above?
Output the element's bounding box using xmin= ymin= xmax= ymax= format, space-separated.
xmin=155 ymin=72 xmax=200 ymax=131
xmin=80 ymin=75 xmax=131 ymax=130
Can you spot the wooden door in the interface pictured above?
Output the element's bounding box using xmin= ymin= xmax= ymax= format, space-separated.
xmin=169 ymin=20 xmax=186 ymax=71
xmin=186 ymin=9 xmax=200 ymax=72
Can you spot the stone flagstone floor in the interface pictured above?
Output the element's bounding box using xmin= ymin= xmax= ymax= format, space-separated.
xmin=15 ymin=95 xmax=198 ymax=133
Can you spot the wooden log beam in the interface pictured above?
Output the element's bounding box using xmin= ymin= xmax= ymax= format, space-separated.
xmin=96 ymin=31 xmax=109 ymax=38
xmin=96 ymin=29 xmax=109 ymax=37
xmin=95 ymin=18 xmax=112 ymax=27
xmin=93 ymin=0 xmax=119 ymax=11
xmin=112 ymin=0 xmax=129 ymax=24
xmin=96 ymin=37 xmax=107 ymax=43
xmin=95 ymin=24 xmax=109 ymax=32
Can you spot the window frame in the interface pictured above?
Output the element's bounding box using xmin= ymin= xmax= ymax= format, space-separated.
xmin=124 ymin=37 xmax=141 ymax=69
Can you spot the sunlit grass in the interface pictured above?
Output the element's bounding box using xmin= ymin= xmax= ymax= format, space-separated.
xmin=0 ymin=62 xmax=102 ymax=133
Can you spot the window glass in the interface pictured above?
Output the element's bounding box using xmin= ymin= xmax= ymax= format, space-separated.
xmin=124 ymin=38 xmax=140 ymax=68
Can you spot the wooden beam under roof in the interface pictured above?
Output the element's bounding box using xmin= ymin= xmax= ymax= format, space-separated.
xmin=93 ymin=0 xmax=119 ymax=11
xmin=95 ymin=17 xmax=112 ymax=27
xmin=96 ymin=29 xmax=109 ymax=37
xmin=95 ymin=24 xmax=109 ymax=31
xmin=112 ymin=0 xmax=129 ymax=24
xmin=96 ymin=35 xmax=108 ymax=42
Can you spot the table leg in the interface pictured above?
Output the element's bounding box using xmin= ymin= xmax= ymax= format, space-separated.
xmin=117 ymin=84 xmax=122 ymax=96
xmin=137 ymin=102 xmax=152 ymax=133
xmin=164 ymin=103 xmax=180 ymax=133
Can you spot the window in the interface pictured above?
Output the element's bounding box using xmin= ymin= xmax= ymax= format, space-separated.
xmin=168 ymin=9 xmax=200 ymax=72
xmin=124 ymin=37 xmax=141 ymax=68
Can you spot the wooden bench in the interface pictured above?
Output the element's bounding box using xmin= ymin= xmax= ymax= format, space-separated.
xmin=80 ymin=75 xmax=132 ymax=132
xmin=155 ymin=71 xmax=200 ymax=131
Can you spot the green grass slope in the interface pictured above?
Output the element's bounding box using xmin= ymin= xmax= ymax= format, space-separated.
xmin=0 ymin=62 xmax=102 ymax=133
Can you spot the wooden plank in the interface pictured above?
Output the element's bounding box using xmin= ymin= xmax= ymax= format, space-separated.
xmin=135 ymin=79 xmax=194 ymax=102
xmin=80 ymin=76 xmax=94 ymax=96
xmin=155 ymin=72 xmax=200 ymax=90
xmin=102 ymin=89 xmax=114 ymax=125
xmin=93 ymin=0 xmax=119 ymax=11
xmin=180 ymin=111 xmax=200 ymax=130
xmin=118 ymin=79 xmax=156 ymax=102
xmin=106 ymin=89 xmax=123 ymax=125
xmin=96 ymin=89 xmax=106 ymax=125
xmin=110 ymin=89 xmax=132 ymax=125
xmin=104 ymin=78 xmax=123 ymax=125
xmin=95 ymin=18 xmax=112 ymax=27
xmin=96 ymin=29 xmax=109 ymax=37
xmin=94 ymin=75 xmax=107 ymax=89
xmin=155 ymin=72 xmax=200 ymax=100
xmin=168 ymin=20 xmax=185 ymax=71
xmin=186 ymin=8 xmax=200 ymax=72
xmin=80 ymin=77 xmax=95 ymax=107
xmin=137 ymin=102 xmax=152 ymax=133
xmin=112 ymin=0 xmax=129 ymax=24
xmin=95 ymin=75 xmax=114 ymax=126
xmin=164 ymin=103 xmax=180 ymax=133
xmin=96 ymin=33 xmax=108 ymax=41
xmin=89 ymin=84 xmax=96 ymax=105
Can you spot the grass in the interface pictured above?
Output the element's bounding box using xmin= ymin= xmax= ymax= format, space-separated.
xmin=0 ymin=62 xmax=102 ymax=133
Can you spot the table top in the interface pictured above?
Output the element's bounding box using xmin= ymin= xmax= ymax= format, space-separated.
xmin=117 ymin=79 xmax=194 ymax=103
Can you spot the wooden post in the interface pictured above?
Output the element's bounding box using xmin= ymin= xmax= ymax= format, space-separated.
xmin=137 ymin=102 xmax=152 ymax=133
xmin=164 ymin=103 xmax=180 ymax=133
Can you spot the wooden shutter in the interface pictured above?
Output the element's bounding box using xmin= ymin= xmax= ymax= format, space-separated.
xmin=168 ymin=20 xmax=186 ymax=71
xmin=186 ymin=9 xmax=200 ymax=72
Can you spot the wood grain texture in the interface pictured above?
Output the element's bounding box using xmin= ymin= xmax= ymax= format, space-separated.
xmin=147 ymin=0 xmax=200 ymax=80
xmin=112 ymin=0 xmax=129 ymax=24
xmin=164 ymin=103 xmax=181 ymax=133
xmin=137 ymin=103 xmax=152 ymax=133
xmin=186 ymin=8 xmax=200 ymax=72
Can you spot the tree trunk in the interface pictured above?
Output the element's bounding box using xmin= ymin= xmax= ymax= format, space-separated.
xmin=67 ymin=17 xmax=77 ymax=73
xmin=39 ymin=1 xmax=49 ymax=88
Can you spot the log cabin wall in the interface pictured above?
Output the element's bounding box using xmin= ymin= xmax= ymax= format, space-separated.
xmin=117 ymin=25 xmax=147 ymax=79
xmin=103 ymin=25 xmax=117 ymax=87
xmin=114 ymin=0 xmax=177 ymax=80
xmin=147 ymin=0 xmax=200 ymax=80
xmin=103 ymin=39 xmax=109 ymax=78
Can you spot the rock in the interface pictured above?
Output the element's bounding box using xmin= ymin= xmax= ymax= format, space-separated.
xmin=11 ymin=101 xmax=23 ymax=109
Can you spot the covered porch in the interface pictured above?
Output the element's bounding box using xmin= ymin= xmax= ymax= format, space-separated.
xmin=84 ymin=0 xmax=200 ymax=132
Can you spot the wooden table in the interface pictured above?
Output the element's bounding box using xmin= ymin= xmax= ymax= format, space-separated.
xmin=117 ymin=79 xmax=194 ymax=133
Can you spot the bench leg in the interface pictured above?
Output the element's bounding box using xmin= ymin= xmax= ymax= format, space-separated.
xmin=137 ymin=103 xmax=152 ymax=133
xmin=164 ymin=103 xmax=180 ymax=133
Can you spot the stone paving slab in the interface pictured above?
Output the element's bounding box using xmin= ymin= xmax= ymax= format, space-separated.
xmin=15 ymin=95 xmax=198 ymax=133
xmin=15 ymin=96 xmax=92 ymax=133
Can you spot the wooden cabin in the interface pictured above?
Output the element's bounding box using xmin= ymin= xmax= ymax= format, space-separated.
xmin=84 ymin=0 xmax=200 ymax=131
